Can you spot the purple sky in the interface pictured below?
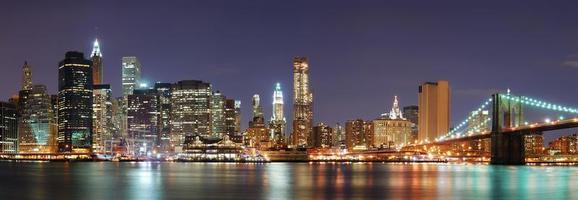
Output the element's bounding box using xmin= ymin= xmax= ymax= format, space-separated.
xmin=1 ymin=0 xmax=578 ymax=142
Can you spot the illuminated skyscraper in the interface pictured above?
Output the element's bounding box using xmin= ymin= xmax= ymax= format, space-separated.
xmin=269 ymin=83 xmax=286 ymax=146
xmin=418 ymin=80 xmax=450 ymax=142
xmin=127 ymin=88 xmax=159 ymax=155
xmin=246 ymin=94 xmax=269 ymax=148
xmin=92 ymin=84 xmax=113 ymax=153
xmin=0 ymin=102 xmax=19 ymax=153
xmin=122 ymin=57 xmax=141 ymax=97
xmin=292 ymin=57 xmax=313 ymax=147
xmin=211 ymin=91 xmax=226 ymax=138
xmin=91 ymin=39 xmax=103 ymax=84
xmin=18 ymin=85 xmax=53 ymax=153
xmin=249 ymin=94 xmax=264 ymax=127
xmin=22 ymin=61 xmax=32 ymax=90
xmin=170 ymin=80 xmax=212 ymax=149
xmin=224 ymin=99 xmax=239 ymax=135
xmin=154 ymin=82 xmax=172 ymax=151
xmin=345 ymin=119 xmax=372 ymax=151
xmin=312 ymin=123 xmax=333 ymax=148
xmin=57 ymin=51 xmax=93 ymax=153
xmin=333 ymin=123 xmax=344 ymax=146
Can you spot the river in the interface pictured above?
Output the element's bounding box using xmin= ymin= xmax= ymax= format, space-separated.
xmin=0 ymin=162 xmax=576 ymax=199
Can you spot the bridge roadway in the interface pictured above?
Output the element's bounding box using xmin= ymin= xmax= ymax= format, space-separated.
xmin=420 ymin=117 xmax=578 ymax=146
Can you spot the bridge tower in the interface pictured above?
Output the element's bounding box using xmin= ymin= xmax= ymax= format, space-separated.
xmin=490 ymin=93 xmax=525 ymax=165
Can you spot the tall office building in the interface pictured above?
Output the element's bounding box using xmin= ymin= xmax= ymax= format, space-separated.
xmin=57 ymin=51 xmax=93 ymax=153
xmin=92 ymin=84 xmax=113 ymax=153
xmin=249 ymin=94 xmax=265 ymax=127
xmin=292 ymin=57 xmax=313 ymax=147
xmin=211 ymin=91 xmax=226 ymax=138
xmin=91 ymin=39 xmax=103 ymax=84
xmin=127 ymin=88 xmax=159 ymax=155
xmin=224 ymin=99 xmax=239 ymax=136
xmin=333 ymin=123 xmax=344 ymax=146
xmin=22 ymin=62 xmax=33 ymax=90
xmin=418 ymin=80 xmax=450 ymax=142
xmin=312 ymin=123 xmax=333 ymax=148
xmin=170 ymin=80 xmax=212 ymax=148
xmin=0 ymin=102 xmax=19 ymax=153
xmin=18 ymin=85 xmax=53 ymax=153
xmin=121 ymin=57 xmax=141 ymax=97
xmin=345 ymin=119 xmax=372 ymax=151
xmin=246 ymin=94 xmax=269 ymax=148
xmin=234 ymin=101 xmax=241 ymax=133
xmin=154 ymin=82 xmax=172 ymax=151
xmin=269 ymin=83 xmax=286 ymax=146
xmin=402 ymin=105 xmax=419 ymax=142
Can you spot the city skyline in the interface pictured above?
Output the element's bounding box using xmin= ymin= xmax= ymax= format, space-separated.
xmin=1 ymin=1 xmax=578 ymax=143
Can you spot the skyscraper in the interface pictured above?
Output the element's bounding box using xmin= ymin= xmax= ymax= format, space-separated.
xmin=170 ymin=80 xmax=212 ymax=149
xmin=122 ymin=57 xmax=141 ymax=97
xmin=57 ymin=51 xmax=93 ymax=153
xmin=269 ymin=83 xmax=286 ymax=146
xmin=224 ymin=99 xmax=240 ymax=137
xmin=249 ymin=94 xmax=264 ymax=127
xmin=292 ymin=57 xmax=313 ymax=147
xmin=312 ymin=123 xmax=333 ymax=148
xmin=127 ymin=88 xmax=159 ymax=155
xmin=0 ymin=102 xmax=18 ymax=153
xmin=91 ymin=39 xmax=103 ymax=85
xmin=18 ymin=85 xmax=53 ymax=153
xmin=345 ymin=119 xmax=372 ymax=151
xmin=402 ymin=105 xmax=419 ymax=142
xmin=154 ymin=82 xmax=172 ymax=151
xmin=211 ymin=91 xmax=226 ymax=138
xmin=22 ymin=61 xmax=32 ymax=90
xmin=418 ymin=80 xmax=450 ymax=142
xmin=92 ymin=84 xmax=113 ymax=153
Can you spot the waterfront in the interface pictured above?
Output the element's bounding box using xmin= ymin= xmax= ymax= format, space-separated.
xmin=0 ymin=162 xmax=576 ymax=200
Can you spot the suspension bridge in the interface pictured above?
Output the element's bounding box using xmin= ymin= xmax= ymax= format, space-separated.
xmin=410 ymin=90 xmax=578 ymax=165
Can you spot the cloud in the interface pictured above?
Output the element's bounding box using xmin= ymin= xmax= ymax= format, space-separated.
xmin=562 ymin=60 xmax=578 ymax=68
xmin=562 ymin=54 xmax=578 ymax=68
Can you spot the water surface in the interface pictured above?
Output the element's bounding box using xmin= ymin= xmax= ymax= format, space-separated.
xmin=0 ymin=162 xmax=576 ymax=199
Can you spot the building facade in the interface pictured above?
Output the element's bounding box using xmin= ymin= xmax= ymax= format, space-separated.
xmin=292 ymin=57 xmax=313 ymax=147
xmin=91 ymin=39 xmax=103 ymax=85
xmin=418 ymin=80 xmax=450 ymax=142
xmin=0 ymin=102 xmax=19 ymax=153
xmin=269 ymin=83 xmax=286 ymax=147
xmin=18 ymin=85 xmax=53 ymax=153
xmin=127 ymin=88 xmax=159 ymax=155
xmin=57 ymin=51 xmax=93 ymax=153
xmin=121 ymin=57 xmax=141 ymax=97
xmin=402 ymin=105 xmax=418 ymax=142
xmin=92 ymin=84 xmax=113 ymax=153
xmin=170 ymin=80 xmax=212 ymax=148
xmin=312 ymin=123 xmax=333 ymax=148
xmin=373 ymin=96 xmax=413 ymax=148
xmin=345 ymin=119 xmax=372 ymax=151
xmin=154 ymin=82 xmax=172 ymax=151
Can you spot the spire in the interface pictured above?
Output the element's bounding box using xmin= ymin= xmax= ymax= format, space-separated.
xmin=91 ymin=38 xmax=102 ymax=57
xmin=22 ymin=61 xmax=33 ymax=90
xmin=272 ymin=82 xmax=285 ymax=122
xmin=385 ymin=96 xmax=405 ymax=120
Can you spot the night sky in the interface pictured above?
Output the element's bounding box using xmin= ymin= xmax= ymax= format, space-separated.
xmin=2 ymin=1 xmax=578 ymax=142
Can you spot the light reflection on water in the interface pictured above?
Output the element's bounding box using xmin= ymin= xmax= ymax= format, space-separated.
xmin=0 ymin=162 xmax=576 ymax=200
